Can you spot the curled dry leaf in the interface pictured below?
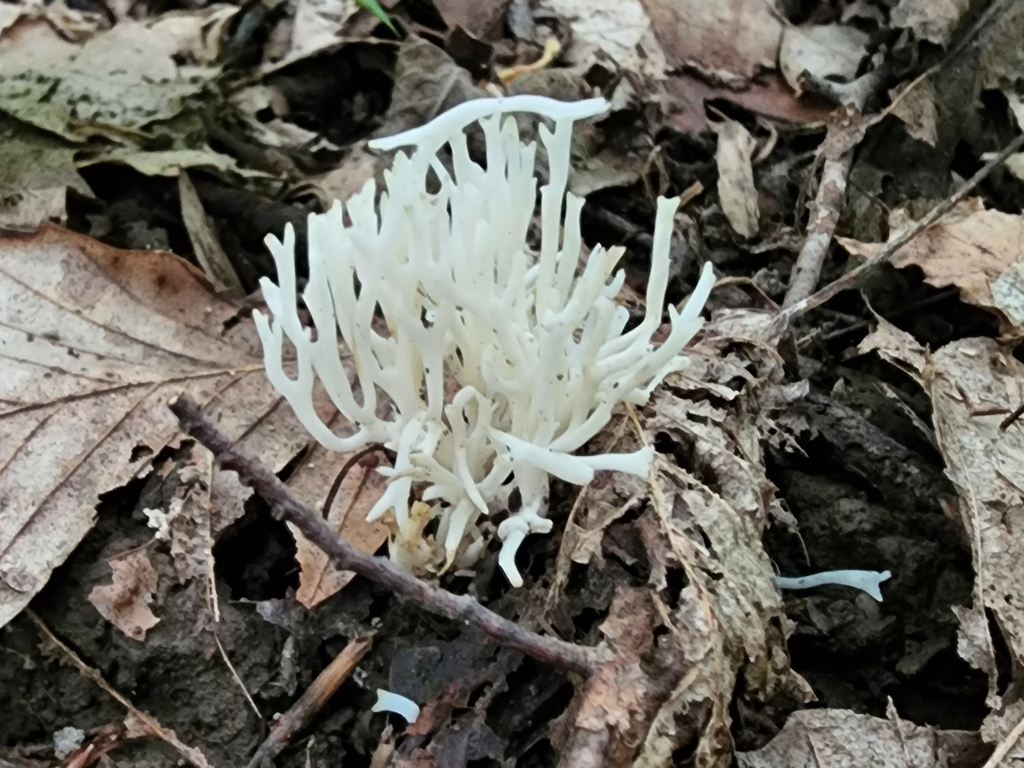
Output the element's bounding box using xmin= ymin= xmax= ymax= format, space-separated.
xmin=737 ymin=708 xmax=986 ymax=768
xmin=87 ymin=550 xmax=161 ymax=641
xmin=713 ymin=119 xmax=760 ymax=238
xmin=0 ymin=226 xmax=379 ymax=628
xmin=839 ymin=199 xmax=1024 ymax=331
xmin=860 ymin=322 xmax=1024 ymax=717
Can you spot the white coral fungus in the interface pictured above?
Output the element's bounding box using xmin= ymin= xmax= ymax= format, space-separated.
xmin=254 ymin=95 xmax=715 ymax=586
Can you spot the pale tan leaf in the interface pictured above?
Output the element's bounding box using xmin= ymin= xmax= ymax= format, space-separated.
xmin=890 ymin=0 xmax=971 ymax=46
xmin=0 ymin=227 xmax=322 ymax=628
xmin=838 ymin=199 xmax=1024 ymax=329
xmin=641 ymin=0 xmax=782 ymax=86
xmin=888 ymin=79 xmax=938 ymax=147
xmin=0 ymin=115 xmax=92 ymax=231
xmin=87 ymin=550 xmax=161 ymax=641
xmin=737 ymin=709 xmax=985 ymax=768
xmin=178 ymin=172 xmax=244 ymax=298
xmin=539 ymin=0 xmax=665 ymax=79
xmin=713 ymin=119 xmax=759 ymax=238
xmin=293 ymin=0 xmax=355 ymax=56
xmin=0 ymin=17 xmax=217 ymax=142
xmin=78 ymin=148 xmax=259 ymax=178
xmin=779 ymin=24 xmax=869 ymax=95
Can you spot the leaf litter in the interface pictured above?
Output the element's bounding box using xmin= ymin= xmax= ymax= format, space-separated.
xmin=6 ymin=0 xmax=1024 ymax=766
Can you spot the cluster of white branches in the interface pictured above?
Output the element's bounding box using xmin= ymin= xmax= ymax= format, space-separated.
xmin=254 ymin=95 xmax=715 ymax=586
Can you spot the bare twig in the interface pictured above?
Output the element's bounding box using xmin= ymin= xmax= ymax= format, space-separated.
xmin=245 ymin=636 xmax=372 ymax=768
xmin=782 ymin=130 xmax=1024 ymax=322
xmin=26 ymin=610 xmax=213 ymax=768
xmin=169 ymin=394 xmax=598 ymax=676
xmin=783 ymin=149 xmax=853 ymax=308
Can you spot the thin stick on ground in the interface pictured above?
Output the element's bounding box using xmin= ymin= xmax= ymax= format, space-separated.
xmin=26 ymin=609 xmax=213 ymax=768
xmin=245 ymin=636 xmax=372 ymax=768
xmin=783 ymin=149 xmax=852 ymax=308
xmin=168 ymin=394 xmax=598 ymax=677
xmin=781 ymin=130 xmax=1024 ymax=323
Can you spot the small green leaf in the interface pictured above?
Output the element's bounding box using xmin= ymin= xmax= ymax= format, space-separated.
xmin=356 ymin=0 xmax=396 ymax=33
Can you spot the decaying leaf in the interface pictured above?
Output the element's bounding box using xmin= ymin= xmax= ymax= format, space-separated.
xmin=433 ymin=0 xmax=508 ymax=38
xmin=737 ymin=708 xmax=986 ymax=768
xmin=641 ymin=0 xmax=782 ymax=86
xmin=88 ymin=550 xmax=161 ymax=641
xmin=290 ymin=0 xmax=359 ymax=59
xmin=890 ymin=0 xmax=971 ymax=47
xmin=540 ymin=0 xmax=667 ymax=80
xmin=0 ymin=115 xmax=92 ymax=231
xmin=178 ymin=172 xmax=244 ymax=297
xmin=77 ymin=148 xmax=257 ymax=178
xmin=839 ymin=199 xmax=1024 ymax=330
xmin=555 ymin=307 xmax=805 ymax=763
xmin=779 ymin=24 xmax=869 ymax=96
xmin=0 ymin=18 xmax=218 ymax=142
xmin=0 ymin=226 xmax=344 ymax=628
xmin=860 ymin=323 xmax=1024 ymax=714
xmin=288 ymin=442 xmax=389 ymax=608
xmin=888 ymin=79 xmax=939 ymax=146
xmin=713 ymin=119 xmax=760 ymax=238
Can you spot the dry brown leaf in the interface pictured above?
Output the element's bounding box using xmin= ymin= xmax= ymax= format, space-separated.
xmin=664 ymin=72 xmax=833 ymax=135
xmin=0 ymin=226 xmax=346 ymax=628
xmin=860 ymin=324 xmax=1024 ymax=713
xmin=713 ymin=119 xmax=759 ymax=238
xmin=288 ymin=441 xmax=389 ymax=607
xmin=890 ymin=0 xmax=971 ymax=46
xmin=838 ymin=199 xmax=1024 ymax=329
xmin=779 ymin=24 xmax=869 ymax=96
xmin=642 ymin=0 xmax=782 ymax=86
xmin=88 ymin=550 xmax=161 ymax=641
xmin=737 ymin=708 xmax=986 ymax=768
xmin=433 ymin=0 xmax=508 ymax=38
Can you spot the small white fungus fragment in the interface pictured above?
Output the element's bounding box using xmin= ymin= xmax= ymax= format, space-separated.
xmin=53 ymin=726 xmax=85 ymax=759
xmin=372 ymin=689 xmax=421 ymax=723
xmin=775 ymin=569 xmax=892 ymax=602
